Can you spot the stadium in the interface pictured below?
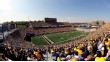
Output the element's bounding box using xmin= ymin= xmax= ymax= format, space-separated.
xmin=1 ymin=0 xmax=110 ymax=61
xmin=0 ymin=17 xmax=110 ymax=61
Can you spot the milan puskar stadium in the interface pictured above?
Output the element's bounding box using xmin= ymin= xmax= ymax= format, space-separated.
xmin=0 ymin=18 xmax=110 ymax=61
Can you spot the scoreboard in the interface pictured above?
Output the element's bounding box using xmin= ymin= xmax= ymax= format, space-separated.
xmin=45 ymin=18 xmax=57 ymax=23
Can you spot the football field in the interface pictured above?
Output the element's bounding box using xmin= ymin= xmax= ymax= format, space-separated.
xmin=31 ymin=31 xmax=88 ymax=45
xmin=31 ymin=36 xmax=48 ymax=45
xmin=46 ymin=31 xmax=88 ymax=43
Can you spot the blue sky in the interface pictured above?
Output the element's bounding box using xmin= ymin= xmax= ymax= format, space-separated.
xmin=0 ymin=0 xmax=110 ymax=23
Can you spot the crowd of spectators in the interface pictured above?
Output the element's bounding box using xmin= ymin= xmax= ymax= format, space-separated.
xmin=33 ymin=27 xmax=75 ymax=35
xmin=1 ymin=44 xmax=47 ymax=61
xmin=19 ymin=27 xmax=75 ymax=38
xmin=0 ymin=23 xmax=110 ymax=61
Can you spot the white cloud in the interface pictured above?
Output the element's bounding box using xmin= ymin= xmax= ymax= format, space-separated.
xmin=57 ymin=17 xmax=90 ymax=23
xmin=0 ymin=0 xmax=12 ymax=11
xmin=57 ymin=16 xmax=105 ymax=23
xmin=0 ymin=0 xmax=13 ymax=23
xmin=0 ymin=0 xmax=12 ymax=17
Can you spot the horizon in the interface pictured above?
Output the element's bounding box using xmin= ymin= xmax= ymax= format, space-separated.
xmin=0 ymin=0 xmax=110 ymax=23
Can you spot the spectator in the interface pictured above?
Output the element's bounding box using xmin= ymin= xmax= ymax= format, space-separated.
xmin=106 ymin=50 xmax=110 ymax=61
xmin=95 ymin=51 xmax=105 ymax=61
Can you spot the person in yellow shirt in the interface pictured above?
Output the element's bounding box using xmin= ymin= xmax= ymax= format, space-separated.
xmin=95 ymin=51 xmax=105 ymax=61
xmin=71 ymin=58 xmax=78 ymax=61
xmin=65 ymin=51 xmax=69 ymax=55
xmin=107 ymin=47 xmax=110 ymax=50
xmin=50 ymin=49 xmax=54 ymax=53
xmin=77 ymin=49 xmax=83 ymax=55
xmin=57 ymin=57 xmax=61 ymax=61
xmin=108 ymin=38 xmax=110 ymax=43
xmin=105 ymin=40 xmax=110 ymax=47
xmin=73 ymin=47 xmax=77 ymax=51
xmin=64 ymin=48 xmax=69 ymax=55
xmin=95 ymin=57 xmax=105 ymax=61
xmin=33 ymin=51 xmax=42 ymax=58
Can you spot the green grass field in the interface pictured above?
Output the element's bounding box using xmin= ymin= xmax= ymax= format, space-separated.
xmin=31 ymin=36 xmax=48 ymax=45
xmin=17 ymin=25 xmax=26 ymax=28
xmin=31 ymin=31 xmax=88 ymax=45
xmin=46 ymin=31 xmax=88 ymax=43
